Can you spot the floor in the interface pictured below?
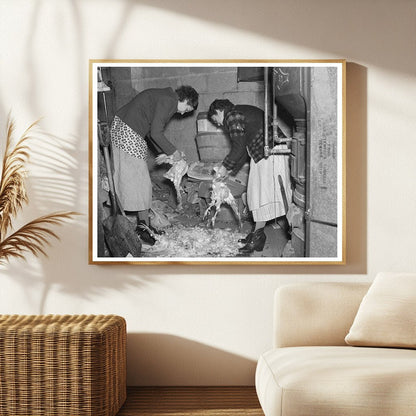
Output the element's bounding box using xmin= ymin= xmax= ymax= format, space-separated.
xmin=116 ymin=386 xmax=264 ymax=416
xmin=260 ymin=222 xmax=291 ymax=257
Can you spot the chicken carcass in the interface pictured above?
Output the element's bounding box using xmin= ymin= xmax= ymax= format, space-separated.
xmin=203 ymin=179 xmax=241 ymax=228
xmin=155 ymin=154 xmax=188 ymax=211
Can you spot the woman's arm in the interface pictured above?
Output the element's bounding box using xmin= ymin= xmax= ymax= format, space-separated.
xmin=222 ymin=110 xmax=249 ymax=174
xmin=149 ymin=98 xmax=177 ymax=155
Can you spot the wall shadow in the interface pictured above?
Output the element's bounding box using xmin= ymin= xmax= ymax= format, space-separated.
xmin=127 ymin=333 xmax=257 ymax=386
xmin=133 ymin=0 xmax=414 ymax=77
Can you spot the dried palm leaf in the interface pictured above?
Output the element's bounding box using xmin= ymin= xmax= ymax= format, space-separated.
xmin=0 ymin=115 xmax=79 ymax=264
xmin=0 ymin=116 xmax=37 ymax=239
xmin=0 ymin=212 xmax=78 ymax=264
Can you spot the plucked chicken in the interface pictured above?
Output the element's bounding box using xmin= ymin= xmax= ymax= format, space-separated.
xmin=155 ymin=153 xmax=188 ymax=211
xmin=204 ymin=179 xmax=241 ymax=228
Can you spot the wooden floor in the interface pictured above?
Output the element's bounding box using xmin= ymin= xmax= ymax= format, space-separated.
xmin=117 ymin=386 xmax=264 ymax=416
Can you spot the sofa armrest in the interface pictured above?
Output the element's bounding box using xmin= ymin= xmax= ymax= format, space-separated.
xmin=273 ymin=282 xmax=370 ymax=348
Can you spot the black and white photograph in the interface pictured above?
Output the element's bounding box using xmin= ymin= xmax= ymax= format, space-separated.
xmin=89 ymin=60 xmax=345 ymax=264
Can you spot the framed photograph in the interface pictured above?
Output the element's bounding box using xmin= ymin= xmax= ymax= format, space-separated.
xmin=89 ymin=60 xmax=345 ymax=265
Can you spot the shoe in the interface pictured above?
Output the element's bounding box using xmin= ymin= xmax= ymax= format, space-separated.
xmin=238 ymin=228 xmax=266 ymax=254
xmin=276 ymin=217 xmax=291 ymax=241
xmin=238 ymin=232 xmax=253 ymax=244
xmin=136 ymin=221 xmax=156 ymax=246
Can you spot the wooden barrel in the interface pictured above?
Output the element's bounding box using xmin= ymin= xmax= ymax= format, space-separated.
xmin=293 ymin=183 xmax=306 ymax=208
xmin=195 ymin=112 xmax=231 ymax=162
xmin=195 ymin=132 xmax=231 ymax=162
xmin=292 ymin=228 xmax=305 ymax=257
xmin=197 ymin=112 xmax=219 ymax=133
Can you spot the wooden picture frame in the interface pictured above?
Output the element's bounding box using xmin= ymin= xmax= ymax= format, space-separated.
xmin=89 ymin=60 xmax=346 ymax=265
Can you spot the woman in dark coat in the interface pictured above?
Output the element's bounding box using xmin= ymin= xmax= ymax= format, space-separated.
xmin=110 ymin=86 xmax=198 ymax=245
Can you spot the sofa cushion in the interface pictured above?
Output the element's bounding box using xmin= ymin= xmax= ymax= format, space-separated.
xmin=256 ymin=346 xmax=416 ymax=416
xmin=274 ymin=282 xmax=370 ymax=348
xmin=345 ymin=272 xmax=416 ymax=348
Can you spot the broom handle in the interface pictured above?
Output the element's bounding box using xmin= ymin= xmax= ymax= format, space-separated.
xmin=102 ymin=145 xmax=127 ymax=216
xmin=103 ymin=146 xmax=115 ymax=197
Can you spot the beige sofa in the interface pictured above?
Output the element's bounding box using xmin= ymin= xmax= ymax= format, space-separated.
xmin=255 ymin=281 xmax=416 ymax=416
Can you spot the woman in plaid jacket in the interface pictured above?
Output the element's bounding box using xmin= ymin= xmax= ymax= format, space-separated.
xmin=207 ymin=99 xmax=292 ymax=254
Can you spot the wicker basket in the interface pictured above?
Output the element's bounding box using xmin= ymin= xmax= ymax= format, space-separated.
xmin=0 ymin=314 xmax=126 ymax=416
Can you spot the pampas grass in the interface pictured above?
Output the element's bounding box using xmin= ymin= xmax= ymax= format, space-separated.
xmin=0 ymin=115 xmax=78 ymax=264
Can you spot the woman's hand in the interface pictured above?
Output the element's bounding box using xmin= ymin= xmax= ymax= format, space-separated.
xmin=172 ymin=150 xmax=185 ymax=162
xmin=214 ymin=165 xmax=229 ymax=181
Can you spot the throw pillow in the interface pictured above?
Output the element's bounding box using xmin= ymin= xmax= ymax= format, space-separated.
xmin=345 ymin=272 xmax=416 ymax=348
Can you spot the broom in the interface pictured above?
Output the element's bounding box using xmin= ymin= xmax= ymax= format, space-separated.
xmin=98 ymin=122 xmax=141 ymax=258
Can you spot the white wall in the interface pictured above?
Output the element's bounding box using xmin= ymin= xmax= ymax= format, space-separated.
xmin=0 ymin=0 xmax=415 ymax=385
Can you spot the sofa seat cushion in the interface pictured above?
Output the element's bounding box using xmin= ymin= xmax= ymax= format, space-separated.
xmin=256 ymin=346 xmax=416 ymax=416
